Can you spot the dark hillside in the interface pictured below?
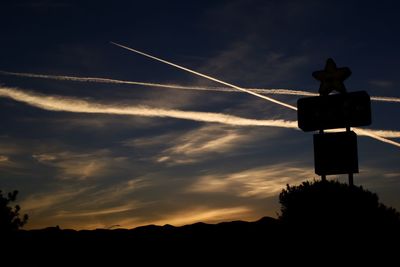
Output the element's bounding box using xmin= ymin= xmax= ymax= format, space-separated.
xmin=3 ymin=181 xmax=400 ymax=264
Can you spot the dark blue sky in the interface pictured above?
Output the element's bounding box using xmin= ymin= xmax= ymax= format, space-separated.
xmin=0 ymin=0 xmax=399 ymax=229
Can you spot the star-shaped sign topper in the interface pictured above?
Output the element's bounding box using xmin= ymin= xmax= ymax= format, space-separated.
xmin=312 ymin=58 xmax=352 ymax=96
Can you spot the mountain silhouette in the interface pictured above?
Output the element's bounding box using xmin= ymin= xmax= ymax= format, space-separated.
xmin=4 ymin=180 xmax=400 ymax=264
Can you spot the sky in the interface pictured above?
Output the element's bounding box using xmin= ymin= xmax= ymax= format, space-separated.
xmin=0 ymin=0 xmax=399 ymax=230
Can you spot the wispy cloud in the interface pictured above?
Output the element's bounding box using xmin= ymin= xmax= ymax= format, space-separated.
xmin=155 ymin=125 xmax=250 ymax=165
xmin=86 ymin=178 xmax=152 ymax=207
xmin=187 ymin=164 xmax=315 ymax=199
xmin=369 ymin=80 xmax=394 ymax=88
xmin=384 ymin=173 xmax=400 ymax=178
xmin=32 ymin=150 xmax=128 ymax=180
xmin=121 ymin=132 xmax=177 ymax=148
xmin=0 ymin=137 xmax=39 ymax=174
xmin=54 ymin=203 xmax=141 ymax=218
xmin=20 ymin=177 xmax=152 ymax=229
xmin=151 ymin=123 xmax=290 ymax=166
xmin=0 ymin=155 xmax=9 ymax=162
xmin=21 ymin=188 xmax=89 ymax=213
xmin=118 ymin=206 xmax=253 ymax=228
xmin=0 ymin=137 xmax=26 ymax=155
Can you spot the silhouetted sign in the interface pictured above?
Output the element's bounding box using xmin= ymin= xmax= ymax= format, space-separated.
xmin=314 ymin=131 xmax=358 ymax=175
xmin=297 ymin=91 xmax=371 ymax=132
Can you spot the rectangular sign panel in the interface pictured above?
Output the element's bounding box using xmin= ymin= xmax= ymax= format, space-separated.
xmin=313 ymin=131 xmax=358 ymax=175
xmin=297 ymin=91 xmax=371 ymax=132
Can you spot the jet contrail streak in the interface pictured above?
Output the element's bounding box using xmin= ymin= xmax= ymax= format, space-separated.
xmin=0 ymin=86 xmax=297 ymax=128
xmin=354 ymin=128 xmax=400 ymax=148
xmin=327 ymin=128 xmax=400 ymax=139
xmin=355 ymin=129 xmax=400 ymax=138
xmin=110 ymin=42 xmax=400 ymax=147
xmin=370 ymin=96 xmax=400 ymax=103
xmin=2 ymin=70 xmax=400 ymax=103
xmin=0 ymin=70 xmax=226 ymax=91
xmin=110 ymin=42 xmax=298 ymax=111
xmin=0 ymin=70 xmax=317 ymax=96
xmin=0 ymin=86 xmax=399 ymax=146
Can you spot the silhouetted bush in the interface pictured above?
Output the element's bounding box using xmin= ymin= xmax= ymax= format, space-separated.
xmin=0 ymin=190 xmax=28 ymax=232
xmin=279 ymin=180 xmax=400 ymax=229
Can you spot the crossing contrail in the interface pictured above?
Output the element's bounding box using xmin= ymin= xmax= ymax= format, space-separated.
xmin=1 ymin=70 xmax=399 ymax=103
xmin=110 ymin=42 xmax=299 ymax=111
xmin=0 ymin=86 xmax=399 ymax=147
xmin=354 ymin=128 xmax=400 ymax=148
xmin=110 ymin=42 xmax=400 ymax=147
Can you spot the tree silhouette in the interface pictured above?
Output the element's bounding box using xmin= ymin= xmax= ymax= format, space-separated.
xmin=0 ymin=190 xmax=28 ymax=232
xmin=279 ymin=180 xmax=400 ymax=229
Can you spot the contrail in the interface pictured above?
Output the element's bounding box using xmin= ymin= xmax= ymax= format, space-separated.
xmin=110 ymin=42 xmax=298 ymax=111
xmin=1 ymin=70 xmax=400 ymax=103
xmin=355 ymin=129 xmax=400 ymax=138
xmin=327 ymin=128 xmax=400 ymax=148
xmin=370 ymin=96 xmax=400 ymax=103
xmin=0 ymin=70 xmax=316 ymax=95
xmin=354 ymin=128 xmax=400 ymax=148
xmin=0 ymin=86 xmax=297 ymax=128
xmin=0 ymin=86 xmax=399 ymax=147
xmin=0 ymin=70 xmax=226 ymax=91
xmin=110 ymin=42 xmax=400 ymax=148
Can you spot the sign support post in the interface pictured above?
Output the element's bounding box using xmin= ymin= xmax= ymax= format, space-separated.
xmin=319 ymin=128 xmax=327 ymax=182
xmin=346 ymin=125 xmax=354 ymax=186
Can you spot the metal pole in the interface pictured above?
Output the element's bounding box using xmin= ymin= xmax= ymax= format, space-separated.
xmin=319 ymin=129 xmax=327 ymax=182
xmin=349 ymin=173 xmax=354 ymax=187
xmin=346 ymin=125 xmax=354 ymax=186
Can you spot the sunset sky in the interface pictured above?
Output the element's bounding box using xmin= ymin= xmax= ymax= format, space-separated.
xmin=0 ymin=0 xmax=399 ymax=229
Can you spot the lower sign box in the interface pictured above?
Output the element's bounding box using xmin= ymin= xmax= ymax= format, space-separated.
xmin=314 ymin=131 xmax=358 ymax=175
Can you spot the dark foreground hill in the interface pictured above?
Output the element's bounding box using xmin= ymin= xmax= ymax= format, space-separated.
xmin=6 ymin=215 xmax=400 ymax=265
xmin=3 ymin=180 xmax=400 ymax=264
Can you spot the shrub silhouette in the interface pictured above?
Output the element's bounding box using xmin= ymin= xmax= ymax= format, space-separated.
xmin=0 ymin=190 xmax=28 ymax=232
xmin=279 ymin=180 xmax=400 ymax=229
